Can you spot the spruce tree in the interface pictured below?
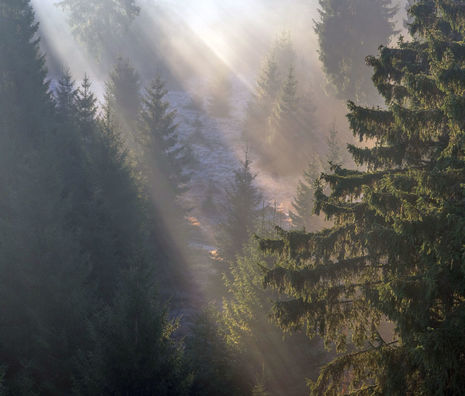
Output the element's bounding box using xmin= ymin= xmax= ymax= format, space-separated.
xmin=261 ymin=1 xmax=465 ymax=394
xmin=315 ymin=0 xmax=397 ymax=103
xmin=217 ymin=155 xmax=262 ymax=263
xmin=105 ymin=58 xmax=141 ymax=139
xmin=0 ymin=2 xmax=91 ymax=392
xmin=139 ymin=76 xmax=191 ymax=196
xmin=76 ymin=74 xmax=98 ymax=133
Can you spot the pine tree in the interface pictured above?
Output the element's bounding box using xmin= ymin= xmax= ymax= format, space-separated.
xmin=139 ymin=76 xmax=191 ymax=196
xmin=315 ymin=0 xmax=397 ymax=104
xmin=261 ymin=1 xmax=465 ymax=394
xmin=217 ymin=155 xmax=262 ymax=263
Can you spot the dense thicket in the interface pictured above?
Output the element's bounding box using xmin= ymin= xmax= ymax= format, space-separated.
xmin=0 ymin=1 xmax=194 ymax=393
xmin=261 ymin=0 xmax=465 ymax=393
xmin=315 ymin=0 xmax=397 ymax=103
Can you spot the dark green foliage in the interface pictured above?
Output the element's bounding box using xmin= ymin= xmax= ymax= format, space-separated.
xmin=0 ymin=3 xmax=194 ymax=393
xmin=57 ymin=0 xmax=140 ymax=56
xmin=74 ymin=267 xmax=192 ymax=396
xmin=185 ymin=310 xmax=250 ymax=396
xmin=315 ymin=0 xmax=397 ymax=103
xmin=222 ymin=238 xmax=329 ymax=396
xmin=262 ymin=1 xmax=465 ymax=394
xmin=217 ymin=156 xmax=262 ymax=263
xmin=139 ymin=76 xmax=192 ymax=196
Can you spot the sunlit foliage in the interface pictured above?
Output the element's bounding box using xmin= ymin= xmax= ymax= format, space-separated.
xmin=261 ymin=1 xmax=465 ymax=393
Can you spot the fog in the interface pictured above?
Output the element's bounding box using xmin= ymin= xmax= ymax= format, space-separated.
xmin=18 ymin=0 xmax=411 ymax=393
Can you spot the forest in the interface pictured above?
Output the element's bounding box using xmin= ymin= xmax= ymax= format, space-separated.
xmin=1 ymin=0 xmax=465 ymax=394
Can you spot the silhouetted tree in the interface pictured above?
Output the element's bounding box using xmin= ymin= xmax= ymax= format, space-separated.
xmin=315 ymin=0 xmax=397 ymax=103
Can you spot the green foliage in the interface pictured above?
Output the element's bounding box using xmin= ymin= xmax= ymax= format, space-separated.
xmin=222 ymin=237 xmax=329 ymax=395
xmin=57 ymin=0 xmax=140 ymax=56
xmin=139 ymin=76 xmax=192 ymax=196
xmin=315 ymin=0 xmax=397 ymax=103
xmin=0 ymin=3 xmax=192 ymax=393
xmin=74 ymin=267 xmax=192 ymax=396
xmin=262 ymin=1 xmax=465 ymax=394
xmin=185 ymin=310 xmax=250 ymax=396
xmin=217 ymin=155 xmax=263 ymax=263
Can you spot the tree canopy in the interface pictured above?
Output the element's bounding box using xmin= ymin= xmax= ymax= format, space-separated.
xmin=261 ymin=0 xmax=465 ymax=393
xmin=315 ymin=0 xmax=397 ymax=104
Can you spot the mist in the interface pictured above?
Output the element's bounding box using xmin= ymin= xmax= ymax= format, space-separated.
xmin=1 ymin=0 xmax=428 ymax=394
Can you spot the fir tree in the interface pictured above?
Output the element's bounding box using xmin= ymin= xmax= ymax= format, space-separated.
xmin=76 ymin=74 xmax=98 ymax=132
xmin=217 ymin=155 xmax=262 ymax=263
xmin=105 ymin=58 xmax=141 ymax=139
xmin=315 ymin=0 xmax=397 ymax=104
xmin=261 ymin=1 xmax=465 ymax=394
xmin=139 ymin=76 xmax=191 ymax=196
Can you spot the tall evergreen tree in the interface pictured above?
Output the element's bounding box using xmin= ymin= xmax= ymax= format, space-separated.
xmin=217 ymin=155 xmax=262 ymax=263
xmin=76 ymin=74 xmax=98 ymax=133
xmin=315 ymin=0 xmax=397 ymax=103
xmin=0 ymin=2 xmax=91 ymax=392
xmin=105 ymin=58 xmax=141 ymax=140
xmin=139 ymin=76 xmax=192 ymax=197
xmin=261 ymin=1 xmax=465 ymax=394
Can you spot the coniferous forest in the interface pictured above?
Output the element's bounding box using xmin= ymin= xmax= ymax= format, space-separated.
xmin=1 ymin=0 xmax=465 ymax=395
